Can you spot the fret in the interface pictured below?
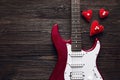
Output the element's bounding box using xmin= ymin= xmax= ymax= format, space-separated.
xmin=72 ymin=38 xmax=81 ymax=40
xmin=71 ymin=26 xmax=81 ymax=29
xmin=72 ymin=40 xmax=82 ymax=43
xmin=72 ymin=23 xmax=80 ymax=26
xmin=71 ymin=32 xmax=81 ymax=35
xmin=72 ymin=36 xmax=81 ymax=38
xmin=72 ymin=12 xmax=80 ymax=16
xmin=71 ymin=32 xmax=82 ymax=36
xmin=72 ymin=43 xmax=82 ymax=46
xmin=72 ymin=39 xmax=81 ymax=42
xmin=72 ymin=16 xmax=80 ymax=19
xmin=71 ymin=28 xmax=81 ymax=31
xmin=72 ymin=15 xmax=80 ymax=19
xmin=71 ymin=38 xmax=82 ymax=41
xmin=72 ymin=18 xmax=80 ymax=20
xmin=71 ymin=4 xmax=80 ymax=7
xmin=71 ymin=0 xmax=80 ymax=4
xmin=71 ymin=25 xmax=80 ymax=28
xmin=71 ymin=32 xmax=81 ymax=34
xmin=72 ymin=6 xmax=80 ymax=8
xmin=72 ymin=12 xmax=80 ymax=15
xmin=72 ymin=34 xmax=81 ymax=38
xmin=71 ymin=24 xmax=80 ymax=27
xmin=72 ymin=22 xmax=80 ymax=25
xmin=72 ymin=11 xmax=80 ymax=14
xmin=72 ymin=41 xmax=82 ymax=44
xmin=71 ymin=31 xmax=81 ymax=34
xmin=71 ymin=8 xmax=80 ymax=11
xmin=71 ymin=0 xmax=80 ymax=5
xmin=71 ymin=16 xmax=80 ymax=20
xmin=71 ymin=35 xmax=82 ymax=40
xmin=71 ymin=29 xmax=82 ymax=32
xmin=72 ymin=42 xmax=82 ymax=45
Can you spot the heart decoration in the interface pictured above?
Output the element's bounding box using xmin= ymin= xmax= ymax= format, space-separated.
xmin=99 ymin=8 xmax=109 ymax=18
xmin=90 ymin=20 xmax=104 ymax=36
xmin=82 ymin=9 xmax=93 ymax=22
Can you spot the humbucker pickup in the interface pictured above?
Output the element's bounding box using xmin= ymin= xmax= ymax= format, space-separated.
xmin=70 ymin=72 xmax=85 ymax=80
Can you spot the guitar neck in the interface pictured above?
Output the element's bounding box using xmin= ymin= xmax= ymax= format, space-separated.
xmin=71 ymin=0 xmax=82 ymax=51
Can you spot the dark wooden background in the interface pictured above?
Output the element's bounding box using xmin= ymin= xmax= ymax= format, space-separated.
xmin=0 ymin=0 xmax=120 ymax=80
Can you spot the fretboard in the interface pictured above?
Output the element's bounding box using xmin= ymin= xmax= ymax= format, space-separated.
xmin=71 ymin=0 xmax=81 ymax=51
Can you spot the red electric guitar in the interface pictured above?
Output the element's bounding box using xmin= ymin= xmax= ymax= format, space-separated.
xmin=50 ymin=0 xmax=103 ymax=80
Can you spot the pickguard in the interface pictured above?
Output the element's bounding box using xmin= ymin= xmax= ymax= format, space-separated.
xmin=64 ymin=41 xmax=103 ymax=80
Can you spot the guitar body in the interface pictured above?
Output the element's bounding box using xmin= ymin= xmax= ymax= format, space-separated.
xmin=49 ymin=24 xmax=103 ymax=80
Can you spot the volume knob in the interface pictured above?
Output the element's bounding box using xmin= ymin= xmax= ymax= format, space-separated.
xmin=87 ymin=76 xmax=93 ymax=80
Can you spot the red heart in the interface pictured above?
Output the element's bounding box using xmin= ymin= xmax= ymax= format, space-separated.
xmin=82 ymin=9 xmax=93 ymax=22
xmin=90 ymin=20 xmax=104 ymax=36
xmin=99 ymin=8 xmax=109 ymax=18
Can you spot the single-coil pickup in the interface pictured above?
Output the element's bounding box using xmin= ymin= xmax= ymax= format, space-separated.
xmin=70 ymin=72 xmax=85 ymax=80
xmin=69 ymin=53 xmax=85 ymax=57
xmin=70 ymin=64 xmax=85 ymax=68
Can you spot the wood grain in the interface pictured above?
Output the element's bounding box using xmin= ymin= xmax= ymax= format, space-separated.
xmin=0 ymin=0 xmax=120 ymax=80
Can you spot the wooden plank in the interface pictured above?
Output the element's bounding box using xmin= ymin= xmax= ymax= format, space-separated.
xmin=0 ymin=0 xmax=119 ymax=80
